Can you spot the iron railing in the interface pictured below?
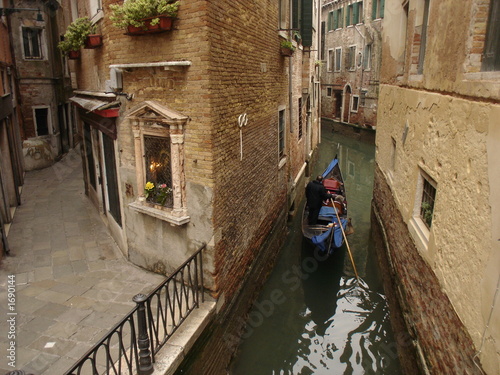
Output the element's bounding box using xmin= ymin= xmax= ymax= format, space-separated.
xmin=63 ymin=243 xmax=206 ymax=375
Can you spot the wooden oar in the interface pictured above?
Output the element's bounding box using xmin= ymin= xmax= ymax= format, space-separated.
xmin=331 ymin=199 xmax=359 ymax=281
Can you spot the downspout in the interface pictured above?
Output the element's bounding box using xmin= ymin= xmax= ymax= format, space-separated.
xmin=355 ymin=25 xmax=366 ymax=126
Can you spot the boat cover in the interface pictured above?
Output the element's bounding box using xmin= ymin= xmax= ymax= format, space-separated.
xmin=322 ymin=159 xmax=339 ymax=179
xmin=312 ymin=206 xmax=347 ymax=253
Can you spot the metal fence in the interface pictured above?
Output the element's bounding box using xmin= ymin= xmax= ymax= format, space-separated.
xmin=63 ymin=243 xmax=206 ymax=375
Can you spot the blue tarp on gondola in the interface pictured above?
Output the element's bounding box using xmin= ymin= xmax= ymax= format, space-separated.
xmin=311 ymin=206 xmax=347 ymax=253
xmin=321 ymin=159 xmax=338 ymax=179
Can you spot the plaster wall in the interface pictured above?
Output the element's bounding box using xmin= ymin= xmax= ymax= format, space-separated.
xmin=376 ymin=84 xmax=499 ymax=373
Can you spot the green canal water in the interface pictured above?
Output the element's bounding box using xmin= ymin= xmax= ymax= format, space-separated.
xmin=229 ymin=124 xmax=403 ymax=374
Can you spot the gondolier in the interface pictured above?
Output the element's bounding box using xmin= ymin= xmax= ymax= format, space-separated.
xmin=305 ymin=175 xmax=333 ymax=225
xmin=302 ymin=157 xmax=353 ymax=255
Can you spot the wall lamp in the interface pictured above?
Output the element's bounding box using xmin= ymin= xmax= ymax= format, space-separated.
xmin=0 ymin=8 xmax=44 ymax=21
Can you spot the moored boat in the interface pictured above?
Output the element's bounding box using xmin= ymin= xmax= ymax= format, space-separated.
xmin=302 ymin=157 xmax=353 ymax=255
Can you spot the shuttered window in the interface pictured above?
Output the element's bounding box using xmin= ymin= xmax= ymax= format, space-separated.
xmin=482 ymin=0 xmax=500 ymax=71
xmin=372 ymin=0 xmax=385 ymax=20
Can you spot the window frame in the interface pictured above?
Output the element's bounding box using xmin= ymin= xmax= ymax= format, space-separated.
xmin=22 ymin=27 xmax=44 ymax=60
xmin=348 ymin=45 xmax=357 ymax=71
xmin=327 ymin=48 xmax=334 ymax=72
xmin=409 ymin=167 xmax=437 ymax=251
xmin=335 ymin=47 xmax=342 ymax=72
xmin=127 ymin=103 xmax=189 ymax=226
xmin=363 ymin=44 xmax=372 ymax=70
xmin=351 ymin=95 xmax=359 ymax=112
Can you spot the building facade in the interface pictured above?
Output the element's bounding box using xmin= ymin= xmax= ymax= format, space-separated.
xmin=6 ymin=0 xmax=76 ymax=171
xmin=320 ymin=0 xmax=383 ymax=128
xmin=0 ymin=2 xmax=26 ymax=257
xmin=66 ymin=1 xmax=320 ymax=368
xmin=373 ymin=0 xmax=499 ymax=373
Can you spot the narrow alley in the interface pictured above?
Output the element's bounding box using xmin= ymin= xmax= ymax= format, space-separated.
xmin=0 ymin=150 xmax=164 ymax=374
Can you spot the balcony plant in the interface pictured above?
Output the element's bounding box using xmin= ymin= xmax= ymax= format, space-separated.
xmin=110 ymin=0 xmax=180 ymax=35
xmin=280 ymin=39 xmax=296 ymax=56
xmin=58 ymin=17 xmax=102 ymax=55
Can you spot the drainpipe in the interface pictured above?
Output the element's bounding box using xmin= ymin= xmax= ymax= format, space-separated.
xmin=354 ymin=25 xmax=366 ymax=106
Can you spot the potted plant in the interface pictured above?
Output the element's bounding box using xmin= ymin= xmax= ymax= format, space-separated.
xmin=58 ymin=17 xmax=102 ymax=56
xmin=280 ymin=40 xmax=296 ymax=56
xmin=110 ymin=0 xmax=180 ymax=36
xmin=144 ymin=181 xmax=173 ymax=207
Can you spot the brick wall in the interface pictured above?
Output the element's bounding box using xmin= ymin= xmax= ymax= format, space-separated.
xmin=372 ymin=166 xmax=484 ymax=375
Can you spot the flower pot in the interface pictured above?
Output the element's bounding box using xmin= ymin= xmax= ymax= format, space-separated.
xmin=84 ymin=34 xmax=103 ymax=49
xmin=280 ymin=47 xmax=294 ymax=56
xmin=68 ymin=50 xmax=81 ymax=59
xmin=126 ymin=15 xmax=174 ymax=36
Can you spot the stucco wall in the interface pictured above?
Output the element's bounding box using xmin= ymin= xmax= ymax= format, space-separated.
xmin=376 ymin=84 xmax=499 ymax=373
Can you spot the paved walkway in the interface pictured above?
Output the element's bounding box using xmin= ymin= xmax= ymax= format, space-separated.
xmin=0 ymin=149 xmax=165 ymax=374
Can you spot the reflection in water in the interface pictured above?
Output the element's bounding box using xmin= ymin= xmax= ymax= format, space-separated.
xmin=229 ymin=124 xmax=402 ymax=374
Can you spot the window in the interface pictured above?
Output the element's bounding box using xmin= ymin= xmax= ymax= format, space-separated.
xmin=346 ymin=2 xmax=362 ymax=25
xmin=417 ymin=0 xmax=430 ymax=74
xmin=127 ymin=102 xmax=189 ymax=226
xmin=346 ymin=4 xmax=353 ymax=26
xmin=482 ymin=0 xmax=500 ymax=71
xmin=327 ymin=87 xmax=333 ymax=96
xmin=89 ymin=0 xmax=103 ymax=18
xmin=298 ymin=98 xmax=303 ymax=139
xmin=22 ymin=27 xmax=43 ymax=59
xmin=278 ymin=108 xmax=285 ymax=159
xmin=351 ymin=95 xmax=359 ymax=112
xmin=333 ymin=8 xmax=343 ymax=29
xmin=328 ymin=11 xmax=334 ymax=31
xmin=363 ymin=44 xmax=372 ymax=70
xmin=372 ymin=0 xmax=385 ymax=20
xmin=420 ymin=176 xmax=436 ymax=228
xmin=34 ymin=107 xmax=50 ymax=135
xmin=347 ymin=46 xmax=356 ymax=70
xmin=144 ymin=135 xmax=173 ymax=208
xmin=327 ymin=49 xmax=334 ymax=71
xmin=335 ymin=48 xmax=342 ymax=71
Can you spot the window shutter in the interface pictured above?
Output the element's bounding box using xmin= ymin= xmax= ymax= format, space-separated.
xmin=372 ymin=0 xmax=377 ymax=20
xmin=328 ymin=11 xmax=333 ymax=31
xmin=482 ymin=0 xmax=500 ymax=71
xmin=380 ymin=0 xmax=385 ymax=18
xmin=353 ymin=2 xmax=359 ymax=24
xmin=346 ymin=5 xmax=351 ymax=26
xmin=301 ymin=0 xmax=313 ymax=47
xmin=332 ymin=11 xmax=337 ymax=29
xmin=292 ymin=0 xmax=300 ymax=30
xmin=340 ymin=7 xmax=344 ymax=28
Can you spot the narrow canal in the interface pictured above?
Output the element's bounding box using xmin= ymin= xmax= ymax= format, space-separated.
xmin=228 ymin=123 xmax=403 ymax=374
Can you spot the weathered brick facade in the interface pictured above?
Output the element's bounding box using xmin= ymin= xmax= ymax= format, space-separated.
xmin=320 ymin=0 xmax=381 ymax=128
xmin=372 ymin=168 xmax=482 ymax=375
xmin=71 ymin=1 xmax=321 ymax=358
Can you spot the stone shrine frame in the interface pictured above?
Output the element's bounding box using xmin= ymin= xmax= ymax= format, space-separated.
xmin=127 ymin=101 xmax=190 ymax=225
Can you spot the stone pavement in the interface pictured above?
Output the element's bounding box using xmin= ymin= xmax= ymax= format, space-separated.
xmin=0 ymin=149 xmax=166 ymax=374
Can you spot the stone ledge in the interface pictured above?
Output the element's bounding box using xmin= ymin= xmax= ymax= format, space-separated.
xmin=152 ymin=298 xmax=216 ymax=375
xmin=129 ymin=201 xmax=190 ymax=226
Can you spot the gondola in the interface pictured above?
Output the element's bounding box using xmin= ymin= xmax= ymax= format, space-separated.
xmin=302 ymin=156 xmax=353 ymax=255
